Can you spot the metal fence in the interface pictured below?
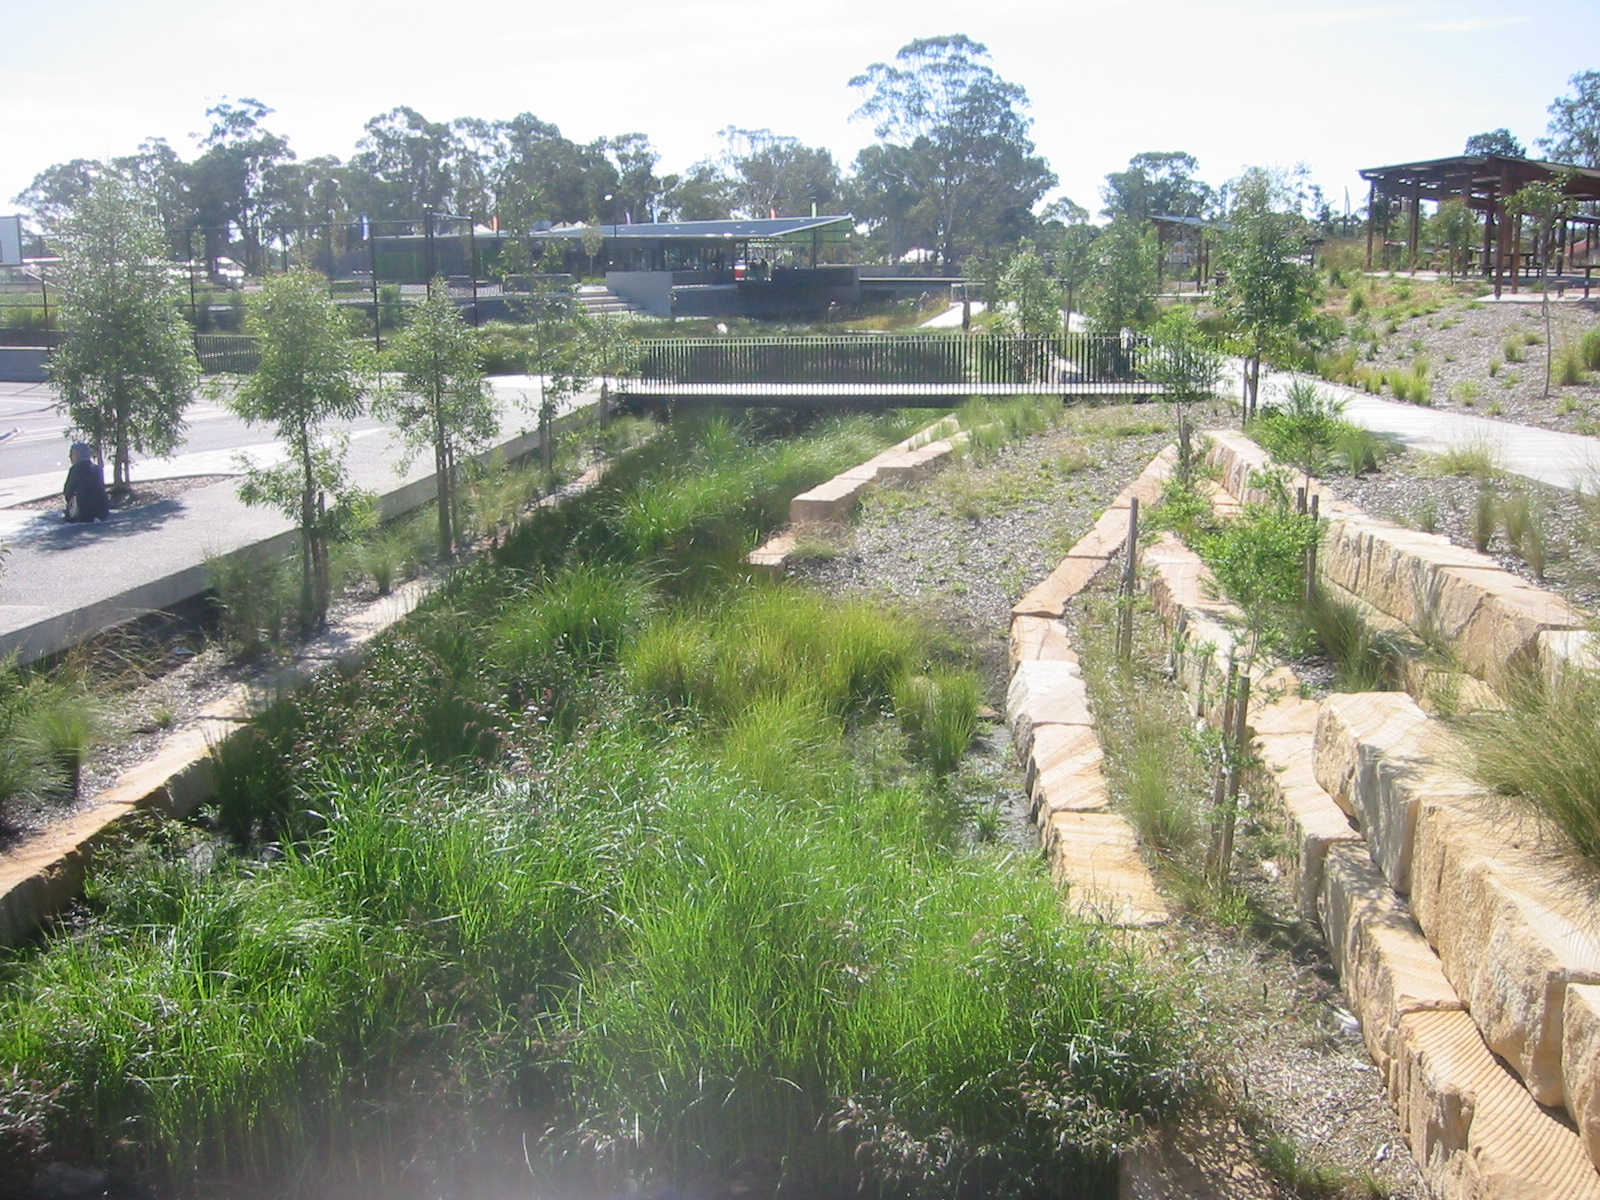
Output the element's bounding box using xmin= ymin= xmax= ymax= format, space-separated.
xmin=627 ymin=333 xmax=1160 ymax=393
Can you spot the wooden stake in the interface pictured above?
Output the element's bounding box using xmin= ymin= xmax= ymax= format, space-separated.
xmin=1117 ymin=498 xmax=1140 ymax=660
xmin=1305 ymin=492 xmax=1320 ymax=606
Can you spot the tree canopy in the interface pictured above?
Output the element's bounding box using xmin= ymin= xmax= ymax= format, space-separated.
xmin=1541 ymin=70 xmax=1600 ymax=168
xmin=1464 ymin=128 xmax=1525 ymax=158
xmin=48 ymin=174 xmax=199 ymax=490
xmin=1100 ymin=152 xmax=1214 ymax=222
xmin=849 ymin=34 xmax=1055 ymax=266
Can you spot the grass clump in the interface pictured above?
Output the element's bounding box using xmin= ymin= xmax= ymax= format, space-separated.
xmin=1457 ymin=666 xmax=1600 ymax=863
xmin=1248 ymin=379 xmax=1391 ymax=476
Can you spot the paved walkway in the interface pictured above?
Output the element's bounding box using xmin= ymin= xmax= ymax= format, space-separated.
xmin=1251 ymin=364 xmax=1600 ymax=491
xmin=0 ymin=377 xmax=596 ymax=664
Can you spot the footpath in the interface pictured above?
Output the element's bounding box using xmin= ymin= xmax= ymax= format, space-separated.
xmin=0 ymin=377 xmax=597 ymax=665
xmin=1253 ymin=361 xmax=1600 ymax=489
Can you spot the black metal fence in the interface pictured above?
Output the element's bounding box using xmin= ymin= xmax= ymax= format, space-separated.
xmin=629 ymin=334 xmax=1157 ymax=391
xmin=193 ymin=334 xmax=261 ymax=375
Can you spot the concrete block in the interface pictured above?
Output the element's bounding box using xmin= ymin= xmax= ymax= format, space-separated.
xmin=1563 ymin=983 xmax=1600 ymax=1172
xmin=1317 ymin=844 xmax=1464 ymax=1076
xmin=1044 ymin=810 xmax=1169 ymax=928
xmin=1008 ymin=615 xmax=1079 ymax=669
xmin=1390 ymin=1009 xmax=1600 ymax=1200
xmin=746 ymin=530 xmax=798 ymax=575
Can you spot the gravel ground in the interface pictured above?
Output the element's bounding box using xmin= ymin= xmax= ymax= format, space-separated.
xmin=794 ymin=403 xmax=1424 ymax=1197
xmin=1319 ymin=447 xmax=1600 ymax=617
xmin=1342 ymin=291 xmax=1600 ymax=434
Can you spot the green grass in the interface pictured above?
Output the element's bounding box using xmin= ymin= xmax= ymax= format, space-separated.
xmin=0 ymin=410 xmax=1198 ymax=1197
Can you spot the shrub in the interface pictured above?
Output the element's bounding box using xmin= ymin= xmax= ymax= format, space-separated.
xmin=1557 ymin=343 xmax=1587 ymax=386
xmin=1582 ymin=327 xmax=1600 ymax=372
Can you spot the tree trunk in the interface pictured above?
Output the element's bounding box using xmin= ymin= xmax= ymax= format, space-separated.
xmin=433 ymin=388 xmax=454 ymax=559
xmin=299 ymin=438 xmax=317 ymax=629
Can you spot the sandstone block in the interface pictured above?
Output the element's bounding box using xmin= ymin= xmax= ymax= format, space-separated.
xmin=789 ymin=474 xmax=871 ymax=524
xmin=1006 ymin=660 xmax=1094 ymax=758
xmin=1026 ymin=723 xmax=1105 ymax=809
xmin=1045 ymin=810 xmax=1169 ymax=928
xmin=1313 ymin=692 xmax=1437 ymax=891
xmin=1563 ymin=983 xmax=1600 ymax=1172
xmin=1317 ymin=844 xmax=1464 ymax=1075
xmin=1538 ymin=629 xmax=1600 ymax=690
xmin=1012 ymin=556 xmax=1107 ymax=618
xmin=1008 ymin=615 xmax=1078 ymax=668
xmin=873 ymin=439 xmax=954 ymax=484
xmin=1466 ymin=874 xmax=1600 ymax=1107
xmin=746 ymin=530 xmax=797 ymax=576
xmin=1390 ymin=1009 xmax=1600 ymax=1200
xmin=1254 ymin=724 xmax=1362 ymax=915
xmin=1409 ymin=798 xmax=1600 ymax=1108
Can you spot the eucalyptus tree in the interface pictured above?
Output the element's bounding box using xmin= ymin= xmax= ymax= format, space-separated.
xmin=1464 ymin=128 xmax=1525 ymax=158
xmin=189 ymin=97 xmax=292 ymax=276
xmin=849 ymin=34 xmax=1055 ymax=266
xmin=1212 ymin=168 xmax=1322 ymax=419
xmin=48 ymin=173 xmax=199 ymax=491
xmin=718 ymin=127 xmax=840 ymax=218
xmin=379 ymin=282 xmax=496 ymax=558
xmin=1540 ymin=71 xmax=1600 ymax=167
xmin=1100 ymin=151 xmax=1214 ymax=222
xmin=229 ymin=270 xmax=370 ymax=628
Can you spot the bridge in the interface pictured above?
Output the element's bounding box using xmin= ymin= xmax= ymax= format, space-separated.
xmin=616 ymin=333 xmax=1174 ymax=407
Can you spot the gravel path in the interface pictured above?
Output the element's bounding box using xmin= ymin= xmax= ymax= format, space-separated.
xmin=1338 ymin=291 xmax=1600 ymax=434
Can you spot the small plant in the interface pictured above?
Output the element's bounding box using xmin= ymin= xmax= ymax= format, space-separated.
xmin=1582 ymin=327 xmax=1600 ymax=372
xmin=1557 ymin=343 xmax=1587 ymax=386
xmin=1303 ymin=592 xmax=1405 ymax=692
xmin=1503 ymin=336 xmax=1525 ymax=363
xmin=1488 ymin=357 xmax=1503 ymax=377
xmin=1411 ymin=496 xmax=1439 ymax=534
xmin=893 ymin=666 xmax=982 ymax=775
xmin=1453 ymin=380 xmax=1481 ymax=406
xmin=1429 ymin=438 xmax=1501 ymax=481
xmin=1472 ymin=486 xmax=1497 ymax=553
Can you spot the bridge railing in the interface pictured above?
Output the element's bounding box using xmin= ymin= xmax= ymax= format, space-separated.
xmin=625 ymin=333 xmax=1162 ymax=392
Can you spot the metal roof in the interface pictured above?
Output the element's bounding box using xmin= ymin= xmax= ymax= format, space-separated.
xmin=532 ymin=215 xmax=853 ymax=242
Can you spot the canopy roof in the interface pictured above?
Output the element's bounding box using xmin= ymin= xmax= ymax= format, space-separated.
xmin=1358 ymin=154 xmax=1600 ymax=206
xmin=531 ymin=215 xmax=853 ymax=244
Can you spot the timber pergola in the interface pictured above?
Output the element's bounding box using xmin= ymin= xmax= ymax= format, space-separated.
xmin=1358 ymin=153 xmax=1600 ymax=293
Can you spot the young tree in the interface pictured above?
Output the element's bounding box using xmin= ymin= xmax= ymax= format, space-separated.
xmin=1540 ymin=71 xmax=1600 ymax=167
xmin=228 ymin=270 xmax=369 ymax=629
xmin=1085 ymin=218 xmax=1157 ymax=336
xmin=994 ymin=241 xmax=1063 ymax=336
xmin=1212 ymin=168 xmax=1322 ymax=419
xmin=1141 ymin=306 xmax=1224 ymax=484
xmin=1429 ymin=197 xmax=1478 ymax=280
xmin=379 ymin=282 xmax=497 ymax=558
xmin=48 ymin=173 xmax=199 ymax=492
xmin=849 ymin=35 xmax=1055 ymax=267
xmin=1508 ymin=179 xmax=1568 ymax=396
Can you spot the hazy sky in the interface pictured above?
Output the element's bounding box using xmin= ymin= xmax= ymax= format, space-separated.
xmin=4 ymin=0 xmax=1596 ymax=223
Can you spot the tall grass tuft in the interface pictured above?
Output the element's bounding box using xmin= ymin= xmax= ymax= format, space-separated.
xmin=1303 ymin=591 xmax=1405 ymax=692
xmin=893 ymin=666 xmax=983 ymax=776
xmin=1458 ymin=667 xmax=1600 ymax=862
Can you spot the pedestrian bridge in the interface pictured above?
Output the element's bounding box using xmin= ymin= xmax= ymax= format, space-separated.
xmin=615 ymin=333 xmax=1174 ymax=406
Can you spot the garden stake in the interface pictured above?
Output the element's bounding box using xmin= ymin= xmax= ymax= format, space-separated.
xmin=1215 ymin=671 xmax=1252 ymax=890
xmin=1208 ymin=655 xmax=1238 ymax=870
xmin=1305 ymin=493 xmax=1320 ymax=605
xmin=1118 ymin=498 xmax=1139 ymax=661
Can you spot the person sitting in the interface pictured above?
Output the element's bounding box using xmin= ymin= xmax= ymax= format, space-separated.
xmin=63 ymin=442 xmax=110 ymax=523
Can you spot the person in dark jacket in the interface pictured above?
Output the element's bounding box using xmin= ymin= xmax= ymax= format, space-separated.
xmin=63 ymin=442 xmax=110 ymax=523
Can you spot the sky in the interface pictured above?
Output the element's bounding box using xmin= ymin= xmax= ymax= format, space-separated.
xmin=3 ymin=0 xmax=1597 ymax=225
